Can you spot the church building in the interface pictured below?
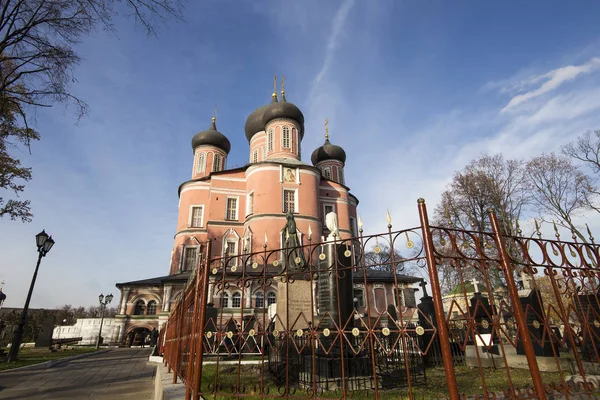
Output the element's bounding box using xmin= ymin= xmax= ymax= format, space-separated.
xmin=113 ymin=79 xmax=420 ymax=344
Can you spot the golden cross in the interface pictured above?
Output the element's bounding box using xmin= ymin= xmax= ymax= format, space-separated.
xmin=281 ymin=76 xmax=285 ymax=93
xmin=273 ymin=74 xmax=277 ymax=93
xmin=324 ymin=118 xmax=329 ymax=139
xmin=213 ymin=104 xmax=217 ymax=120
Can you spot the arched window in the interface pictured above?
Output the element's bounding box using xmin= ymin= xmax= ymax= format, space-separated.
xmin=232 ymin=292 xmax=241 ymax=308
xmin=147 ymin=301 xmax=157 ymax=315
xmin=255 ymin=292 xmax=264 ymax=308
xmin=267 ymin=129 xmax=274 ymax=152
xmin=197 ymin=153 xmax=205 ymax=173
xmin=221 ymin=293 xmax=229 ymax=308
xmin=213 ymin=154 xmax=222 ymax=172
xmin=282 ymin=126 xmax=290 ymax=149
xmin=267 ymin=292 xmax=276 ymax=306
xmin=338 ymin=167 xmax=345 ymax=185
xmin=133 ymin=300 xmax=145 ymax=315
xmin=252 ymin=150 xmax=258 ymax=163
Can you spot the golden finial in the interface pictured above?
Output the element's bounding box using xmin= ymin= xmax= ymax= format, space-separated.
xmin=534 ymin=219 xmax=542 ymax=238
xmin=386 ymin=210 xmax=392 ymax=225
xmin=586 ymin=223 xmax=595 ymax=243
xmin=272 ymin=74 xmax=278 ymax=101
xmin=324 ymin=118 xmax=329 ymax=140
xmin=213 ymin=104 xmax=217 ymax=121
xmin=515 ymin=218 xmax=522 ymax=237
xmin=553 ymin=221 xmax=560 ymax=239
xmin=308 ymin=225 xmax=312 ymax=241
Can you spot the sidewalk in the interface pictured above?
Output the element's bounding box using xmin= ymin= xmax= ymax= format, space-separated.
xmin=0 ymin=348 xmax=155 ymax=399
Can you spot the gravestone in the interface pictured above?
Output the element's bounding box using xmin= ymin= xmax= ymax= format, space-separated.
xmin=35 ymin=314 xmax=56 ymax=348
xmin=575 ymin=288 xmax=600 ymax=362
xmin=417 ymin=281 xmax=443 ymax=366
xmin=516 ymin=271 xmax=555 ymax=357
xmin=275 ymin=278 xmax=313 ymax=332
xmin=465 ymin=280 xmax=501 ymax=368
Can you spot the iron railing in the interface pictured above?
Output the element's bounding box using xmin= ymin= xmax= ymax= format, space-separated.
xmin=162 ymin=200 xmax=600 ymax=399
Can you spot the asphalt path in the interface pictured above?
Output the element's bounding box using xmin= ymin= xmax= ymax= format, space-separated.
xmin=0 ymin=348 xmax=155 ymax=399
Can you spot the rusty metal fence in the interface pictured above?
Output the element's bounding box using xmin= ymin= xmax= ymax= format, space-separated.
xmin=163 ymin=200 xmax=600 ymax=399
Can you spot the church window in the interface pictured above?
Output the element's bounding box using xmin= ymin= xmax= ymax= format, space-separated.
xmin=197 ymin=153 xmax=205 ymax=173
xmin=255 ymin=292 xmax=264 ymax=308
xmin=247 ymin=192 xmax=254 ymax=215
xmin=147 ymin=301 xmax=157 ymax=315
xmin=252 ymin=149 xmax=258 ymax=163
xmin=338 ymin=167 xmax=345 ymax=185
xmin=225 ymin=240 xmax=237 ymax=267
xmin=226 ymin=197 xmax=238 ymax=220
xmin=283 ymin=189 xmax=296 ymax=213
xmin=133 ymin=300 xmax=145 ymax=315
xmin=213 ymin=154 xmax=222 ymax=172
xmin=323 ymin=204 xmax=334 ymax=219
xmin=282 ymin=126 xmax=291 ymax=149
xmin=191 ymin=206 xmax=204 ymax=227
xmin=350 ymin=217 xmax=357 ymax=237
xmin=221 ymin=293 xmax=229 ymax=308
xmin=353 ymin=288 xmax=364 ymax=308
xmin=267 ymin=129 xmax=274 ymax=151
xmin=183 ymin=246 xmax=198 ymax=270
xmin=393 ymin=288 xmax=404 ymax=308
xmin=267 ymin=292 xmax=276 ymax=306
xmin=232 ymin=292 xmax=241 ymax=308
xmin=262 ymin=146 xmax=266 ymax=160
xmin=322 ymin=166 xmax=332 ymax=179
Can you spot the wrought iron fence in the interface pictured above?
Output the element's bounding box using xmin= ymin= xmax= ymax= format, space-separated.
xmin=163 ymin=199 xmax=600 ymax=399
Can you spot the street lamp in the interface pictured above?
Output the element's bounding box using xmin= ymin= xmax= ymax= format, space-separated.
xmin=7 ymin=230 xmax=55 ymax=362
xmin=96 ymin=293 xmax=113 ymax=349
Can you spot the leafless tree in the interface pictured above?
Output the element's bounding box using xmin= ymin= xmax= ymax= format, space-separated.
xmin=0 ymin=0 xmax=183 ymax=222
xmin=562 ymin=129 xmax=600 ymax=213
xmin=433 ymin=154 xmax=528 ymax=291
xmin=524 ymin=153 xmax=592 ymax=242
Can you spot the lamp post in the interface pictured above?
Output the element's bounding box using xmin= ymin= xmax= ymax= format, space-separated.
xmin=7 ymin=230 xmax=55 ymax=362
xmin=96 ymin=293 xmax=113 ymax=349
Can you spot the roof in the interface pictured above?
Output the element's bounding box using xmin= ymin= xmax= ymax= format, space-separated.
xmin=116 ymin=271 xmax=192 ymax=287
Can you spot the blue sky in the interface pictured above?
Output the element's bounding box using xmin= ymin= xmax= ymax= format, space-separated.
xmin=2 ymin=0 xmax=600 ymax=308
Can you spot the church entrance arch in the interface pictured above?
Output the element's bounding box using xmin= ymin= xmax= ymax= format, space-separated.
xmin=125 ymin=326 xmax=151 ymax=347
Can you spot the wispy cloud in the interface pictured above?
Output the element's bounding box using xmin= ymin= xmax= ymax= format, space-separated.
xmin=309 ymin=0 xmax=355 ymax=97
xmin=501 ymin=57 xmax=600 ymax=112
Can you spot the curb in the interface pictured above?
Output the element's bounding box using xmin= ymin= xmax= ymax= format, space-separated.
xmin=0 ymin=348 xmax=111 ymax=373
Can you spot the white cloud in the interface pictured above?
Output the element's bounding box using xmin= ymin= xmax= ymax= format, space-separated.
xmin=501 ymin=57 xmax=600 ymax=112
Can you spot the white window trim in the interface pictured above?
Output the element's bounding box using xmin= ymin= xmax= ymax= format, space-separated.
xmin=246 ymin=191 xmax=254 ymax=216
xmin=262 ymin=146 xmax=266 ymax=160
xmin=338 ymin=166 xmax=345 ymax=185
xmin=323 ymin=202 xmax=336 ymax=220
xmin=213 ymin=153 xmax=222 ymax=172
xmin=223 ymin=238 xmax=238 ymax=266
xmin=282 ymin=188 xmax=298 ymax=213
xmin=322 ymin=166 xmax=332 ymax=179
xmin=231 ymin=291 xmax=242 ymax=308
xmin=267 ymin=129 xmax=274 ymax=152
xmin=252 ymin=149 xmax=258 ymax=163
xmin=196 ymin=152 xmax=206 ymax=174
xmin=349 ymin=216 xmax=357 ymax=237
xmin=266 ymin=292 xmax=277 ymax=306
xmin=188 ymin=204 xmax=205 ymax=228
xmin=182 ymin=245 xmax=200 ymax=271
xmin=281 ymin=126 xmax=291 ymax=149
xmin=225 ymin=196 xmax=239 ymax=220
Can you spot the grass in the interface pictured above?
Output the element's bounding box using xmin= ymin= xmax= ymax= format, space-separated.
xmin=0 ymin=347 xmax=98 ymax=372
xmin=195 ymin=364 xmax=567 ymax=399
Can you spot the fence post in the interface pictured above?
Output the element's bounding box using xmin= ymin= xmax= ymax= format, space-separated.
xmin=489 ymin=210 xmax=547 ymax=400
xmin=192 ymin=240 xmax=212 ymax=399
xmin=173 ymin=303 xmax=184 ymax=384
xmin=185 ymin=244 xmax=206 ymax=400
xmin=418 ymin=199 xmax=460 ymax=400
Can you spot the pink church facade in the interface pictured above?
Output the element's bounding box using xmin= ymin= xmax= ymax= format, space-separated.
xmin=113 ymin=82 xmax=419 ymax=344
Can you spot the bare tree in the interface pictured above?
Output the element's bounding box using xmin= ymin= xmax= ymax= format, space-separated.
xmin=434 ymin=154 xmax=528 ymax=234
xmin=562 ymin=129 xmax=600 ymax=213
xmin=524 ymin=153 xmax=592 ymax=242
xmin=0 ymin=0 xmax=183 ymax=222
xmin=433 ymin=154 xmax=528 ymax=291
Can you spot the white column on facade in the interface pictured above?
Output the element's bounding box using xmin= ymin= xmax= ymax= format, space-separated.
xmin=163 ymin=286 xmax=173 ymax=312
xmin=119 ymin=287 xmax=130 ymax=314
xmin=245 ymin=285 xmax=252 ymax=308
xmin=208 ymin=282 xmax=215 ymax=305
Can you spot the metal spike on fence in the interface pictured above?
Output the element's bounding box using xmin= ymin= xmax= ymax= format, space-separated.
xmin=534 ymin=219 xmax=542 ymax=238
xmin=515 ymin=218 xmax=523 ymax=237
xmin=386 ymin=210 xmax=392 ymax=227
xmin=308 ymin=225 xmax=312 ymax=241
xmin=264 ymin=232 xmax=268 ymax=248
xmin=553 ymin=221 xmax=560 ymax=239
xmin=467 ymin=212 xmax=476 ymax=229
xmin=571 ymin=228 xmax=578 ymax=242
xmin=586 ymin=223 xmax=595 ymax=243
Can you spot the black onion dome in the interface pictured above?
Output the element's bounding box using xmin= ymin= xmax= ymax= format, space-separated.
xmin=262 ymin=97 xmax=305 ymax=139
xmin=244 ymin=104 xmax=269 ymax=142
xmin=191 ymin=118 xmax=231 ymax=154
xmin=311 ymin=138 xmax=347 ymax=165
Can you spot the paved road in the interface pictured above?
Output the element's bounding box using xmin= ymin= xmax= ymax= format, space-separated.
xmin=0 ymin=348 xmax=156 ymax=400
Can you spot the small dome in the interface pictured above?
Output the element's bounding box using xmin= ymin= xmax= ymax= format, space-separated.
xmin=311 ymin=138 xmax=347 ymax=165
xmin=262 ymin=97 xmax=305 ymax=139
xmin=244 ymin=104 xmax=269 ymax=142
xmin=191 ymin=118 xmax=231 ymax=154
